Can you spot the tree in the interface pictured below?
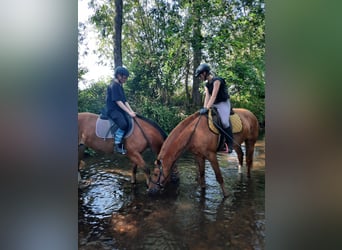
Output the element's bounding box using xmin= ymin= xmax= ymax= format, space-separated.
xmin=114 ymin=0 xmax=123 ymax=67
xmin=191 ymin=0 xmax=203 ymax=107
xmin=80 ymin=0 xmax=265 ymax=125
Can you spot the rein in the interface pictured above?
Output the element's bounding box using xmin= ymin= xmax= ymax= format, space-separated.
xmin=133 ymin=116 xmax=162 ymax=176
xmin=133 ymin=117 xmax=158 ymax=157
xmin=150 ymin=114 xmax=203 ymax=188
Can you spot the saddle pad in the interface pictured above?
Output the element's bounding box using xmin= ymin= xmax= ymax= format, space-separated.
xmin=95 ymin=117 xmax=134 ymax=139
xmin=230 ymin=113 xmax=242 ymax=133
xmin=208 ymin=109 xmax=220 ymax=135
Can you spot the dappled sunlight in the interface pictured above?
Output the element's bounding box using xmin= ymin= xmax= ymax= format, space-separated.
xmin=111 ymin=213 xmax=139 ymax=237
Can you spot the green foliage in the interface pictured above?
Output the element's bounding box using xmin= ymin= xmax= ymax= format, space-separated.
xmin=80 ymin=0 xmax=265 ymax=128
xmin=225 ymin=59 xmax=265 ymax=123
xmin=138 ymin=100 xmax=185 ymax=134
xmin=78 ymin=81 xmax=107 ymax=113
xmin=78 ymin=80 xmax=187 ymax=134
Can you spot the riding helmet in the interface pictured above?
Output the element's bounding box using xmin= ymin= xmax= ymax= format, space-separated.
xmin=114 ymin=66 xmax=130 ymax=78
xmin=195 ymin=63 xmax=210 ymax=77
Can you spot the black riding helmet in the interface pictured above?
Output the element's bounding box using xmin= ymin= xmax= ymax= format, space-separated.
xmin=114 ymin=66 xmax=130 ymax=78
xmin=195 ymin=63 xmax=210 ymax=77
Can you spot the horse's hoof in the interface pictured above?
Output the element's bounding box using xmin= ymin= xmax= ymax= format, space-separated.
xmin=223 ymin=192 xmax=229 ymax=198
xmin=79 ymin=179 xmax=91 ymax=189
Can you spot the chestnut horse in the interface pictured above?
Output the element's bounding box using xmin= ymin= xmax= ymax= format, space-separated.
xmin=148 ymin=108 xmax=259 ymax=197
xmin=78 ymin=112 xmax=167 ymax=186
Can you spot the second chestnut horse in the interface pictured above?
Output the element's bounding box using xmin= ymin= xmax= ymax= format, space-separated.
xmin=148 ymin=108 xmax=259 ymax=197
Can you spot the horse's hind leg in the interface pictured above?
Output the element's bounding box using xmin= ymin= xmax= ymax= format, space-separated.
xmin=78 ymin=143 xmax=85 ymax=169
xmin=245 ymin=140 xmax=256 ymax=178
xmin=78 ymin=143 xmax=86 ymax=182
xmin=195 ymin=155 xmax=206 ymax=189
xmin=235 ymin=143 xmax=244 ymax=174
xmin=78 ymin=143 xmax=91 ymax=187
xmin=207 ymin=152 xmax=228 ymax=197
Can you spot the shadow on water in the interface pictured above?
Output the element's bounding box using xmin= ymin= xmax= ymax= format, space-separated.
xmin=79 ymin=136 xmax=265 ymax=250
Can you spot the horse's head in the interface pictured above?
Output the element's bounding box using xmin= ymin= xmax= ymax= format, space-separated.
xmin=148 ymin=159 xmax=180 ymax=196
xmin=148 ymin=159 xmax=165 ymax=195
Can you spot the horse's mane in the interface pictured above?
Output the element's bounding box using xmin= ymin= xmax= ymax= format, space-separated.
xmin=136 ymin=114 xmax=168 ymax=139
xmin=158 ymin=112 xmax=200 ymax=161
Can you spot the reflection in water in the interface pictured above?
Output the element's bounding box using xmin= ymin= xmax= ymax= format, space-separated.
xmin=79 ymin=138 xmax=265 ymax=249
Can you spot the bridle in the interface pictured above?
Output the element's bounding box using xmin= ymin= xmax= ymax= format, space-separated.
xmin=148 ymin=159 xmax=165 ymax=188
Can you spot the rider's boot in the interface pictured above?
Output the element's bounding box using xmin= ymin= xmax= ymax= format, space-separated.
xmin=114 ymin=128 xmax=127 ymax=155
xmin=224 ymin=126 xmax=234 ymax=154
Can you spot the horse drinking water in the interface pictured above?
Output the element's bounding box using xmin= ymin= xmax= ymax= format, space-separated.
xmin=78 ymin=112 xmax=167 ymax=186
xmin=148 ymin=108 xmax=259 ymax=197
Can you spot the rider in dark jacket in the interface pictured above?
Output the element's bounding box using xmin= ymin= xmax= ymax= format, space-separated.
xmin=106 ymin=66 xmax=136 ymax=154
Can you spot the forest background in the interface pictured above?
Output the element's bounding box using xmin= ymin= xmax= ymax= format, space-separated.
xmin=78 ymin=0 xmax=265 ymax=134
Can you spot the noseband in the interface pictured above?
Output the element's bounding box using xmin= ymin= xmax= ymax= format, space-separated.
xmin=149 ymin=160 xmax=166 ymax=188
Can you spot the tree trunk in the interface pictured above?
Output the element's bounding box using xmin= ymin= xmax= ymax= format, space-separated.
xmin=191 ymin=1 xmax=202 ymax=107
xmin=185 ymin=55 xmax=190 ymax=106
xmin=114 ymin=0 xmax=123 ymax=69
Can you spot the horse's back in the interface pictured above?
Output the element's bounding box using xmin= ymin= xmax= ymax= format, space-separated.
xmin=78 ymin=112 xmax=99 ymax=143
xmin=78 ymin=112 xmax=98 ymax=121
xmin=233 ymin=108 xmax=259 ymax=140
xmin=78 ymin=112 xmax=99 ymax=127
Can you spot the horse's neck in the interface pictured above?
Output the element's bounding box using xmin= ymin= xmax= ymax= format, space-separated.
xmin=159 ymin=115 xmax=199 ymax=170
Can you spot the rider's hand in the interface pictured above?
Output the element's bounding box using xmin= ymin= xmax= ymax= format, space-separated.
xmin=199 ymin=107 xmax=208 ymax=115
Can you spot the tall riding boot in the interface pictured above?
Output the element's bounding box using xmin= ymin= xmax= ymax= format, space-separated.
xmin=114 ymin=128 xmax=127 ymax=155
xmin=224 ymin=126 xmax=234 ymax=153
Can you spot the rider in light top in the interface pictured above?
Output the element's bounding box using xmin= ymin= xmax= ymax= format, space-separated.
xmin=195 ymin=63 xmax=234 ymax=153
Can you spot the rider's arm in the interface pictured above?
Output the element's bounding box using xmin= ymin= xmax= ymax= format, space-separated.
xmin=205 ymin=80 xmax=220 ymax=109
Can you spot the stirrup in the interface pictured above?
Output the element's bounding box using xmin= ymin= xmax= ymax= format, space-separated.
xmin=115 ymin=143 xmax=127 ymax=155
xmin=227 ymin=143 xmax=234 ymax=154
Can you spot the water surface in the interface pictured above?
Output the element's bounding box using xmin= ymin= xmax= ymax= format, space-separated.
xmin=79 ymin=137 xmax=265 ymax=249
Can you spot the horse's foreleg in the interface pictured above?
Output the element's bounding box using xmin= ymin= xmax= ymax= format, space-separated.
xmin=195 ymin=155 xmax=206 ymax=189
xmin=131 ymin=164 xmax=138 ymax=184
xmin=208 ymin=153 xmax=228 ymax=197
xmin=235 ymin=144 xmax=244 ymax=174
xmin=128 ymin=152 xmax=149 ymax=187
xmin=245 ymin=140 xmax=256 ymax=178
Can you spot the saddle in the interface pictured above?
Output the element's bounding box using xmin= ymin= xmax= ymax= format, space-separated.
xmin=95 ymin=111 xmax=134 ymax=140
xmin=208 ymin=107 xmax=243 ymax=134
xmin=207 ymin=107 xmax=243 ymax=151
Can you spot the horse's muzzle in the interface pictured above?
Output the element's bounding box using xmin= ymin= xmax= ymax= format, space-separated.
xmin=147 ymin=186 xmax=161 ymax=196
xmin=170 ymin=172 xmax=180 ymax=183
